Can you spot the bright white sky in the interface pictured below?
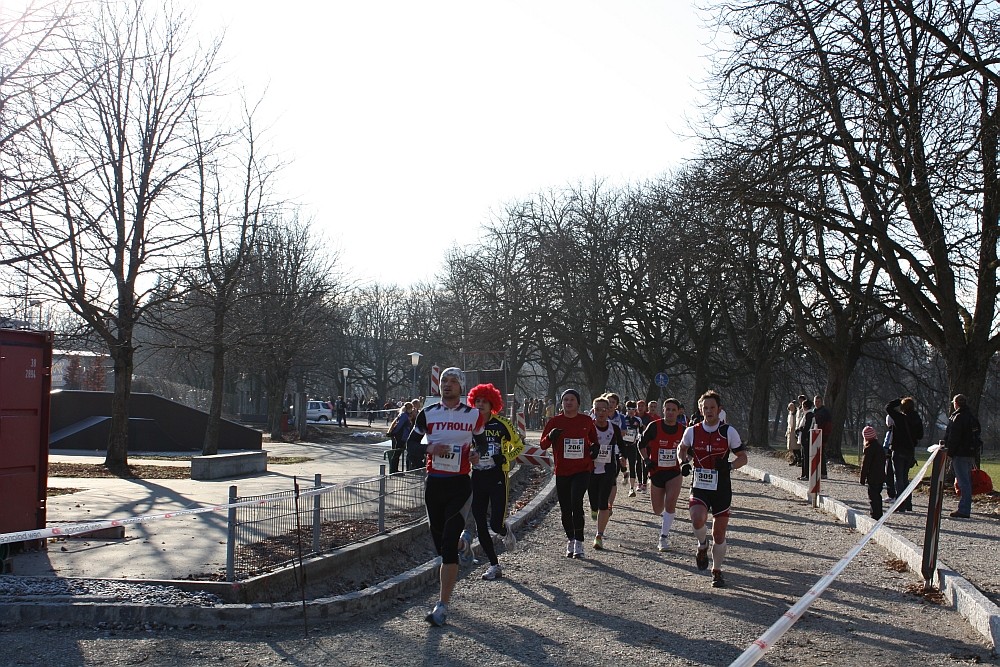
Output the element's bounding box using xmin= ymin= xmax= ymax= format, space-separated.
xmin=193 ymin=2 xmax=716 ymax=287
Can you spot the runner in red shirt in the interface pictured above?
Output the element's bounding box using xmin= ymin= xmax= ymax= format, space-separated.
xmin=678 ymin=390 xmax=748 ymax=588
xmin=541 ymin=389 xmax=600 ymax=558
xmin=638 ymin=397 xmax=686 ymax=552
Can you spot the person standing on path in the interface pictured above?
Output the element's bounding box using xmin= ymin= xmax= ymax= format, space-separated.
xmin=336 ymin=395 xmax=348 ymax=428
xmin=541 ymin=389 xmax=600 ymax=559
xmin=467 ymin=383 xmax=524 ymax=580
xmin=639 ymin=397 xmax=687 ymax=552
xmin=386 ymin=402 xmax=413 ymax=474
xmin=786 ymin=401 xmax=801 ymax=467
xmin=859 ymin=425 xmax=886 ymax=519
xmin=678 ymin=390 xmax=748 ymax=588
xmin=406 ymin=367 xmax=488 ymax=626
xmin=944 ymin=393 xmax=982 ymax=519
xmin=885 ymin=396 xmax=924 ymax=512
xmin=797 ymin=399 xmax=815 ymax=481
xmin=812 ymin=395 xmax=831 ymax=478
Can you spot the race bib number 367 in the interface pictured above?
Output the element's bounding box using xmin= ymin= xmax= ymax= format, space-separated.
xmin=433 ymin=444 xmax=463 ymax=472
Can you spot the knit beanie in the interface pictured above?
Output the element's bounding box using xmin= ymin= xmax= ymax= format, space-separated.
xmin=862 ymin=425 xmax=876 ymax=441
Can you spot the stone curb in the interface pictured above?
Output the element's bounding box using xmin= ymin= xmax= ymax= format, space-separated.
xmin=740 ymin=464 xmax=999 ymax=649
xmin=0 ymin=471 xmax=558 ymax=628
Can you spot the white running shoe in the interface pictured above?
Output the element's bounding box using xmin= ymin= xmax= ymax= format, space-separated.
xmin=657 ymin=535 xmax=669 ymax=552
xmin=628 ymin=488 xmax=636 ymax=498
xmin=502 ymin=520 xmax=517 ymax=551
xmin=566 ymin=539 xmax=576 ymax=557
xmin=458 ymin=529 xmax=474 ymax=565
xmin=481 ymin=564 xmax=503 ymax=580
xmin=425 ymin=601 xmax=448 ymax=627
xmin=573 ymin=540 xmax=585 ymax=558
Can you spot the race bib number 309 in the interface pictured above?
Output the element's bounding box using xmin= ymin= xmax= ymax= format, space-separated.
xmin=692 ymin=468 xmax=719 ymax=491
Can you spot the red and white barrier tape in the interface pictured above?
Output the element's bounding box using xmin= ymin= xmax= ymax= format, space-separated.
xmin=728 ymin=444 xmax=943 ymax=667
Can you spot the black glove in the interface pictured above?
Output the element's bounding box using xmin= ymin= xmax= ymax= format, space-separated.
xmin=681 ymin=463 xmax=692 ymax=477
xmin=547 ymin=428 xmax=563 ymax=444
xmin=645 ymin=457 xmax=655 ymax=470
xmin=589 ymin=443 xmax=600 ymax=460
xmin=716 ymin=458 xmax=731 ymax=472
xmin=492 ymin=453 xmax=506 ymax=467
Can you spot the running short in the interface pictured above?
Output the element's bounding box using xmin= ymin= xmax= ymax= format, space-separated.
xmin=690 ymin=484 xmax=732 ymax=518
xmin=649 ymin=469 xmax=681 ymax=488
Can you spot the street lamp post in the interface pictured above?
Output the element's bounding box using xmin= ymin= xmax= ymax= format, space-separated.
xmin=409 ymin=352 xmax=422 ymax=399
xmin=340 ymin=367 xmax=350 ymax=409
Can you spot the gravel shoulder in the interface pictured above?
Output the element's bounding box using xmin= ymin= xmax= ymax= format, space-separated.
xmin=2 ymin=449 xmax=996 ymax=666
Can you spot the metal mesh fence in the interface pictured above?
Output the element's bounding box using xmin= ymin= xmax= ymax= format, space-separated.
xmin=229 ymin=469 xmax=426 ymax=581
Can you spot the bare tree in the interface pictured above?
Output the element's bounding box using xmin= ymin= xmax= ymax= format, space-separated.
xmin=706 ymin=0 xmax=1000 ymax=410
xmin=4 ymin=0 xmax=221 ymax=467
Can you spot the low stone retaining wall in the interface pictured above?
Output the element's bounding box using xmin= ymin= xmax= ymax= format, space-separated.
xmin=191 ymin=450 xmax=268 ymax=480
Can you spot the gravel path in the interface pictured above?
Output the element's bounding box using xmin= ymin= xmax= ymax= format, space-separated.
xmin=1 ymin=450 xmax=996 ymax=666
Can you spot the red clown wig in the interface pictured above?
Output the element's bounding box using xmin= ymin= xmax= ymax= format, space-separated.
xmin=467 ymin=383 xmax=504 ymax=414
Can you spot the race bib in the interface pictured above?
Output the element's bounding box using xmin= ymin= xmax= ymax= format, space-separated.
xmin=623 ymin=429 xmax=638 ymax=444
xmin=596 ymin=442 xmax=612 ymax=463
xmin=692 ymin=468 xmax=719 ymax=491
xmin=487 ymin=443 xmax=500 ymax=457
xmin=657 ymin=447 xmax=677 ymax=467
xmin=564 ymin=437 xmax=585 ymax=460
xmin=432 ymin=444 xmax=463 ymax=472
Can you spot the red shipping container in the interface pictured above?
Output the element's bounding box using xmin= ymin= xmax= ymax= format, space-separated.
xmin=0 ymin=329 xmax=53 ymax=540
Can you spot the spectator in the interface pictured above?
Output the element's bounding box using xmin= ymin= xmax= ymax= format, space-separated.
xmin=786 ymin=401 xmax=801 ymax=466
xmin=859 ymin=425 xmax=885 ymax=519
xmin=336 ymin=395 xmax=347 ymax=428
xmin=944 ymin=393 xmax=981 ymax=519
xmin=885 ymin=396 xmax=924 ymax=512
xmin=812 ymin=395 xmax=831 ymax=478
xmin=797 ymin=399 xmax=815 ymax=481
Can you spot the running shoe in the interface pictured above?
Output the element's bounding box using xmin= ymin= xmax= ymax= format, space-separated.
xmin=458 ymin=529 xmax=474 ymax=566
xmin=591 ymin=509 xmax=598 ymax=521
xmin=425 ymin=601 xmax=448 ymax=626
xmin=711 ymin=569 xmax=726 ymax=588
xmin=628 ymin=488 xmax=636 ymax=498
xmin=502 ymin=520 xmax=517 ymax=550
xmin=638 ymin=484 xmax=647 ymax=492
xmin=593 ymin=535 xmax=604 ymax=550
xmin=566 ymin=539 xmax=575 ymax=557
xmin=573 ymin=540 xmax=585 ymax=558
xmin=481 ymin=564 xmax=503 ymax=581
xmin=696 ymin=542 xmax=710 ymax=570
xmin=657 ymin=535 xmax=669 ymax=552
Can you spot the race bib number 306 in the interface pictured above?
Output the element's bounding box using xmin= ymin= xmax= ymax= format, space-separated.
xmin=564 ymin=438 xmax=585 ymax=460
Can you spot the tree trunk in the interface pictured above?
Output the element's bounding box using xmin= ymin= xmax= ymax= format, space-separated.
xmin=104 ymin=338 xmax=134 ymax=468
xmin=202 ymin=335 xmax=226 ymax=455
xmin=747 ymin=359 xmax=773 ymax=449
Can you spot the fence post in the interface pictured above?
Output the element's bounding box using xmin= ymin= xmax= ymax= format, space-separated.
xmin=378 ymin=464 xmax=387 ymax=533
xmin=808 ymin=428 xmax=823 ymax=507
xmin=226 ymin=484 xmax=237 ymax=582
xmin=921 ymin=443 xmax=948 ymax=589
xmin=313 ymin=473 xmax=322 ymax=553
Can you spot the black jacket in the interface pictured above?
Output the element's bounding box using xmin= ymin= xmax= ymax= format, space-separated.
xmin=885 ymin=399 xmax=923 ymax=454
xmin=944 ymin=407 xmax=981 ymax=458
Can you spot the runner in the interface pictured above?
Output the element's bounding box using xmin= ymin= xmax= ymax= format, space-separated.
xmin=638 ymin=397 xmax=686 ymax=552
xmin=406 ymin=367 xmax=488 ymax=626
xmin=605 ymin=393 xmax=628 ymax=512
xmin=587 ymin=396 xmax=625 ymax=550
xmin=635 ymin=400 xmax=652 ymax=492
xmin=621 ymin=401 xmax=642 ymax=497
xmin=467 ymin=383 xmax=525 ymax=581
xmin=541 ymin=389 xmax=600 ymax=558
xmin=677 ymin=390 xmax=748 ymax=588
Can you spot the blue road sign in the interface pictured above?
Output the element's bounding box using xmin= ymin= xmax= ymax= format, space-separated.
xmin=654 ymin=372 xmax=670 ymax=388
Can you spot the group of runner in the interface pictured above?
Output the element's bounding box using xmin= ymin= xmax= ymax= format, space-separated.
xmin=407 ymin=370 xmax=747 ymax=627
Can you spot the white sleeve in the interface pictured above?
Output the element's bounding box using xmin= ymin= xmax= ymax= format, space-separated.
xmin=727 ymin=427 xmax=743 ymax=451
xmin=681 ymin=425 xmax=695 ymax=448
